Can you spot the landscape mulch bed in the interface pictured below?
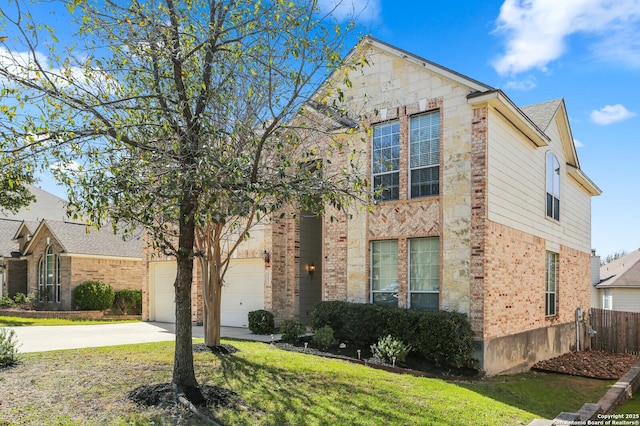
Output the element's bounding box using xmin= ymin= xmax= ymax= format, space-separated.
xmin=532 ymin=349 xmax=640 ymax=380
xmin=273 ymin=339 xmax=482 ymax=380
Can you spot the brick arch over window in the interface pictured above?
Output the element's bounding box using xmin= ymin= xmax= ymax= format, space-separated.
xmin=38 ymin=245 xmax=61 ymax=303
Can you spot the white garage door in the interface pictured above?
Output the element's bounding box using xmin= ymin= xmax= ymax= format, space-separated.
xmin=221 ymin=258 xmax=265 ymax=327
xmin=149 ymin=258 xmax=264 ymax=327
xmin=150 ymin=261 xmax=177 ymax=323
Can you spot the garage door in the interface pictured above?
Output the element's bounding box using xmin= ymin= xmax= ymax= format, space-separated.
xmin=150 ymin=261 xmax=177 ymax=323
xmin=149 ymin=258 xmax=264 ymax=327
xmin=220 ymin=258 xmax=265 ymax=327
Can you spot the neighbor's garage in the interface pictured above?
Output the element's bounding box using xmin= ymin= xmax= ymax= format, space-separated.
xmin=149 ymin=258 xmax=265 ymax=327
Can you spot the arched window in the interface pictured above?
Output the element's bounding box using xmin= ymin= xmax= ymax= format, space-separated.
xmin=546 ymin=153 xmax=560 ymax=220
xmin=38 ymin=245 xmax=60 ymax=303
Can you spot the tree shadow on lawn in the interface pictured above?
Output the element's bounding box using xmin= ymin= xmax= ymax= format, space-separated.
xmin=214 ymin=342 xmax=425 ymax=425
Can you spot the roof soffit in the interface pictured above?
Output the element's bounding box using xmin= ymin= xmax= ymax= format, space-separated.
xmin=467 ymin=90 xmax=549 ymax=148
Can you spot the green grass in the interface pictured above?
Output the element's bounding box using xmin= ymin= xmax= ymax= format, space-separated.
xmin=613 ymin=394 xmax=640 ymax=415
xmin=0 ymin=315 xmax=140 ymax=327
xmin=0 ymin=339 xmax=614 ymax=425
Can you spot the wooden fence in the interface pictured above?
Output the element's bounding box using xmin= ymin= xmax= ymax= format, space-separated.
xmin=590 ymin=308 xmax=640 ymax=355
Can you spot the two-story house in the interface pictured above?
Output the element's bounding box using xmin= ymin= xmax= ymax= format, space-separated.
xmin=143 ymin=37 xmax=600 ymax=374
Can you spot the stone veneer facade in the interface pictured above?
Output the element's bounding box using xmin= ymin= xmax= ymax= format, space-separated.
xmin=142 ymin=38 xmax=596 ymax=375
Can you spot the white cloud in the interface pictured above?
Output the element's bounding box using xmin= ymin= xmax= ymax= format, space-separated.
xmin=573 ymin=138 xmax=584 ymax=148
xmin=504 ymin=75 xmax=537 ymax=91
xmin=51 ymin=160 xmax=82 ymax=173
xmin=317 ymin=0 xmax=382 ymax=23
xmin=590 ymin=104 xmax=636 ymax=125
xmin=492 ymin=0 xmax=640 ymax=75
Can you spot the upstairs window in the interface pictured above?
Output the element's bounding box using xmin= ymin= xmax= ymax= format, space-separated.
xmin=372 ymin=121 xmax=400 ymax=201
xmin=546 ymin=153 xmax=560 ymax=220
xmin=410 ymin=111 xmax=440 ymax=198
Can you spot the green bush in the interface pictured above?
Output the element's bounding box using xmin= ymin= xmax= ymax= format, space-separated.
xmin=0 ymin=328 xmax=20 ymax=367
xmin=312 ymin=325 xmax=338 ymax=350
xmin=0 ymin=296 xmax=15 ymax=308
xmin=311 ymin=301 xmax=477 ymax=369
xmin=113 ymin=289 xmax=142 ymax=315
xmin=279 ymin=319 xmax=305 ymax=343
xmin=370 ymin=334 xmax=411 ymax=364
xmin=248 ymin=310 xmax=275 ymax=334
xmin=73 ymin=280 xmax=115 ymax=311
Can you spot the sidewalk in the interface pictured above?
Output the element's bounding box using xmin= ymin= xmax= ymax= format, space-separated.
xmin=9 ymin=321 xmax=281 ymax=353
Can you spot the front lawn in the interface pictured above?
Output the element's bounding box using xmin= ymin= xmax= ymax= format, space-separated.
xmin=0 ymin=315 xmax=140 ymax=327
xmin=0 ymin=340 xmax=613 ymax=425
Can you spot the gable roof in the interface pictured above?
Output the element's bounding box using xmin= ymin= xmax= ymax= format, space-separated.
xmin=23 ymin=219 xmax=142 ymax=259
xmin=598 ymin=249 xmax=640 ymax=288
xmin=0 ymin=219 xmax=21 ymax=258
xmin=521 ymin=99 xmax=563 ymax=132
xmin=363 ymin=37 xmax=494 ymax=93
xmin=0 ymin=185 xmax=67 ymax=222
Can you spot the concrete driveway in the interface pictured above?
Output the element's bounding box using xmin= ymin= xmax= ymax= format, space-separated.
xmin=8 ymin=322 xmax=278 ymax=353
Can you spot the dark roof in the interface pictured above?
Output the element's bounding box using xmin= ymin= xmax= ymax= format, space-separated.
xmin=597 ymin=249 xmax=640 ymax=288
xmin=520 ymin=99 xmax=563 ymax=132
xmin=0 ymin=219 xmax=21 ymax=257
xmin=25 ymin=220 xmax=142 ymax=259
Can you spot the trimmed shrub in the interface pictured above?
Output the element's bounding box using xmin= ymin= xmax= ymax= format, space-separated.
xmin=279 ymin=319 xmax=305 ymax=343
xmin=248 ymin=310 xmax=275 ymax=335
xmin=73 ymin=280 xmax=115 ymax=311
xmin=0 ymin=296 xmax=15 ymax=308
xmin=312 ymin=325 xmax=338 ymax=350
xmin=311 ymin=301 xmax=477 ymax=369
xmin=370 ymin=335 xmax=411 ymax=364
xmin=0 ymin=328 xmax=20 ymax=367
xmin=310 ymin=300 xmax=348 ymax=339
xmin=413 ymin=310 xmax=476 ymax=368
xmin=113 ymin=289 xmax=142 ymax=315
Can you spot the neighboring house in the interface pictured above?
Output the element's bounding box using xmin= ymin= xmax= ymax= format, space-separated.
xmin=0 ymin=186 xmax=142 ymax=310
xmin=592 ymin=249 xmax=640 ymax=312
xmin=143 ymin=37 xmax=600 ymax=374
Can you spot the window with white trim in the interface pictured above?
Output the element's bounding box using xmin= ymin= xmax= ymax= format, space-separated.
xmin=372 ymin=121 xmax=400 ymax=201
xmin=546 ymin=153 xmax=560 ymax=220
xmin=370 ymin=240 xmax=398 ymax=307
xmin=408 ymin=237 xmax=439 ymax=311
xmin=545 ymin=251 xmax=558 ymax=316
xmin=410 ymin=111 xmax=440 ymax=198
xmin=38 ymin=245 xmax=60 ymax=303
xmin=602 ymin=289 xmax=612 ymax=310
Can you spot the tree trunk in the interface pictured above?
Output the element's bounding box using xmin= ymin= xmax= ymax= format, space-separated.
xmin=204 ymin=263 xmax=222 ymax=348
xmin=172 ymin=198 xmax=204 ymax=405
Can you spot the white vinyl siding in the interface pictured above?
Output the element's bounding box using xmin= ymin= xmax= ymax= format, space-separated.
xmin=608 ymin=288 xmax=640 ymax=313
xmin=486 ymin=112 xmax=592 ymax=253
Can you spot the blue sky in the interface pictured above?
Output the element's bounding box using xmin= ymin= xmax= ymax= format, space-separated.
xmin=329 ymin=0 xmax=639 ymax=258
xmin=31 ymin=0 xmax=639 ymax=258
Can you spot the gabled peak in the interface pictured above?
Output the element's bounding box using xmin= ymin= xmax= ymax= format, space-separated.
xmin=521 ymin=99 xmax=563 ymax=132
